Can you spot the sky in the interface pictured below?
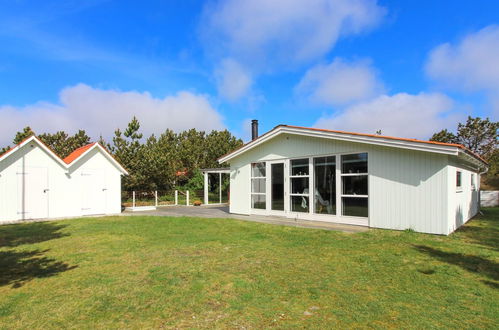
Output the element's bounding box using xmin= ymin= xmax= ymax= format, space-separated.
xmin=1 ymin=0 xmax=499 ymax=146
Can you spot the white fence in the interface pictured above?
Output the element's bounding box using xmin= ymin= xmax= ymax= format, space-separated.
xmin=481 ymin=191 xmax=499 ymax=207
xmin=124 ymin=190 xmax=191 ymax=211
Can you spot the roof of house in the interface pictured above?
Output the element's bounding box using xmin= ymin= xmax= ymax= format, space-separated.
xmin=218 ymin=124 xmax=487 ymax=167
xmin=63 ymin=143 xmax=97 ymax=164
xmin=0 ymin=136 xmax=128 ymax=174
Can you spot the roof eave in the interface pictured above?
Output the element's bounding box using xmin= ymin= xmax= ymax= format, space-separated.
xmin=218 ymin=126 xmax=462 ymax=163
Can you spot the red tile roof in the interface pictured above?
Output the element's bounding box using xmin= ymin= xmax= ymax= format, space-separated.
xmin=63 ymin=143 xmax=96 ymax=164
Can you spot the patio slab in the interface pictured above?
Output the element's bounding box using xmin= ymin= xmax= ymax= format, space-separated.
xmin=122 ymin=204 xmax=369 ymax=233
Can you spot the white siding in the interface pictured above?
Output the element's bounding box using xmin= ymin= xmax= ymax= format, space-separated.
xmin=0 ymin=143 xmax=122 ymax=223
xmin=229 ymin=133 xmax=453 ymax=234
xmin=446 ymin=162 xmax=480 ymax=234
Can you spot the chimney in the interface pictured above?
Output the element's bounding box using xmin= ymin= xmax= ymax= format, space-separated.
xmin=251 ymin=120 xmax=259 ymax=140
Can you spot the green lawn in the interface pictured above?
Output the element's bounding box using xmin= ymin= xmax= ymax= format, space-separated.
xmin=0 ymin=209 xmax=498 ymax=328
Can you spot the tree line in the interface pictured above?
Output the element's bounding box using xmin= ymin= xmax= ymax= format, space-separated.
xmin=430 ymin=116 xmax=498 ymax=189
xmin=0 ymin=117 xmax=243 ymax=192
xmin=1 ymin=116 xmax=497 ymax=190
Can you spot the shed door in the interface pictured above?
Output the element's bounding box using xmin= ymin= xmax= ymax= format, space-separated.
xmin=17 ymin=167 xmax=49 ymax=220
xmin=81 ymin=169 xmax=106 ymax=215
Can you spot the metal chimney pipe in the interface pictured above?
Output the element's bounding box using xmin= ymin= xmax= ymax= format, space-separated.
xmin=251 ymin=120 xmax=258 ymax=140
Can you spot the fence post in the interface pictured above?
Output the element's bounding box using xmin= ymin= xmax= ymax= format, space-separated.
xmin=186 ymin=190 xmax=190 ymax=206
xmin=175 ymin=190 xmax=178 ymax=205
xmin=219 ymin=172 xmax=222 ymax=204
xmin=204 ymin=172 xmax=209 ymax=205
xmin=155 ymin=191 xmax=158 ymax=207
xmin=132 ymin=191 xmax=136 ymax=208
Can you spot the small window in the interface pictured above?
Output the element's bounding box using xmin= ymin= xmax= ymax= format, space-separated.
xmin=471 ymin=173 xmax=476 ymax=191
xmin=456 ymin=171 xmax=462 ymax=189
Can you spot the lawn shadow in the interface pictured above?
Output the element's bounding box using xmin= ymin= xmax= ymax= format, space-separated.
xmin=0 ymin=249 xmax=77 ymax=288
xmin=0 ymin=222 xmax=76 ymax=288
xmin=414 ymin=245 xmax=499 ymax=284
xmin=453 ymin=208 xmax=499 ymax=252
xmin=0 ymin=222 xmax=69 ymax=248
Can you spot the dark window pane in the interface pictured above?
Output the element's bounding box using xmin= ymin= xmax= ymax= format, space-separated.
xmin=291 ymin=196 xmax=309 ymax=213
xmin=252 ymin=162 xmax=266 ymax=177
xmin=342 ymin=175 xmax=368 ymax=195
xmin=291 ymin=177 xmax=309 ymax=194
xmin=342 ymin=153 xmax=368 ymax=173
xmin=251 ymin=195 xmax=266 ymax=209
xmin=251 ymin=178 xmax=266 ymax=193
xmin=291 ymin=158 xmax=309 ymax=176
xmin=271 ymin=163 xmax=284 ymax=211
xmin=314 ymin=156 xmax=336 ymax=215
xmin=456 ymin=171 xmax=462 ymax=187
xmin=342 ymin=197 xmax=368 ymax=217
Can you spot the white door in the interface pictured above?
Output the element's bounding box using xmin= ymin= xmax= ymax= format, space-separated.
xmin=17 ymin=167 xmax=49 ymax=220
xmin=81 ymin=169 xmax=106 ymax=215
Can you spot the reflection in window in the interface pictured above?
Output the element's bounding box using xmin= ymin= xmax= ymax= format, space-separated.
xmin=251 ymin=195 xmax=266 ymax=209
xmin=291 ymin=158 xmax=309 ymax=176
xmin=342 ymin=197 xmax=368 ymax=217
xmin=456 ymin=171 xmax=462 ymax=188
xmin=291 ymin=196 xmax=309 ymax=212
xmin=314 ymin=156 xmax=335 ymax=215
xmin=341 ymin=153 xmax=368 ymax=217
xmin=252 ymin=162 xmax=266 ymax=177
xmin=251 ymin=162 xmax=266 ymax=209
xmin=342 ymin=153 xmax=368 ymax=173
xmin=290 ymin=159 xmax=309 ymax=213
xmin=342 ymin=176 xmax=368 ymax=195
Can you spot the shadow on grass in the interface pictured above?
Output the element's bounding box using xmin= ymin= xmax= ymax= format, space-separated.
xmin=0 ymin=250 xmax=77 ymax=288
xmin=0 ymin=222 xmax=76 ymax=288
xmin=414 ymin=245 xmax=499 ymax=284
xmin=0 ymin=222 xmax=69 ymax=248
xmin=454 ymin=209 xmax=499 ymax=252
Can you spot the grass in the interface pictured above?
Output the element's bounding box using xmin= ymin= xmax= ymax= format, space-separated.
xmin=0 ymin=209 xmax=498 ymax=328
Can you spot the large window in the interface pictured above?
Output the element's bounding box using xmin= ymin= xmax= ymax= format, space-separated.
xmin=313 ymin=156 xmax=336 ymax=215
xmin=290 ymin=158 xmax=309 ymax=212
xmin=341 ymin=153 xmax=368 ymax=217
xmin=251 ymin=162 xmax=266 ymax=209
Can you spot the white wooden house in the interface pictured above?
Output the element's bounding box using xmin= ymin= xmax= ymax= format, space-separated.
xmin=219 ymin=124 xmax=487 ymax=235
xmin=0 ymin=136 xmax=128 ymax=223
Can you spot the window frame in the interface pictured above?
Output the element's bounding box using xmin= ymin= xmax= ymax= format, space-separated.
xmin=340 ymin=153 xmax=369 ymax=217
xmin=289 ymin=158 xmax=311 ymax=213
xmin=312 ymin=155 xmax=337 ymax=216
xmin=250 ymin=162 xmax=267 ymax=209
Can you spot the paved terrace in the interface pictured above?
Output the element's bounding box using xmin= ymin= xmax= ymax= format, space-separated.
xmin=123 ymin=205 xmax=369 ymax=233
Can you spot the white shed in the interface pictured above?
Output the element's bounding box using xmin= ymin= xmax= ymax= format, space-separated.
xmin=219 ymin=124 xmax=488 ymax=235
xmin=0 ymin=136 xmax=128 ymax=223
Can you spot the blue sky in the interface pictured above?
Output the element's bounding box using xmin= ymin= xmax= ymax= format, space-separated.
xmin=1 ymin=0 xmax=499 ymax=145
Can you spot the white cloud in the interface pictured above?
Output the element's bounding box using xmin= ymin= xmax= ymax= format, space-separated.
xmin=426 ymin=25 xmax=499 ymax=116
xmin=201 ymin=0 xmax=385 ymax=67
xmin=296 ymin=57 xmax=384 ymax=105
xmin=214 ymin=58 xmax=253 ymax=101
xmin=314 ymin=92 xmax=462 ymax=139
xmin=0 ymin=84 xmax=225 ymax=146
